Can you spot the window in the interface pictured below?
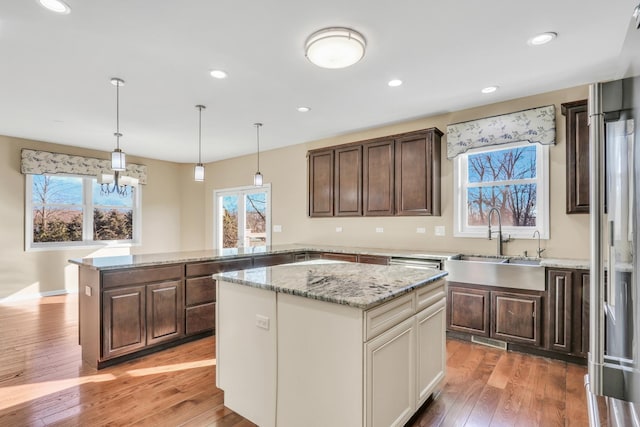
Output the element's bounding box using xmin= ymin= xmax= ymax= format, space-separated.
xmin=214 ymin=185 xmax=271 ymax=250
xmin=26 ymin=174 xmax=141 ymax=250
xmin=453 ymin=141 xmax=549 ymax=239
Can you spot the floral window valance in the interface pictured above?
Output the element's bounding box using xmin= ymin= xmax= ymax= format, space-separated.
xmin=446 ymin=105 xmax=556 ymax=159
xmin=20 ymin=149 xmax=147 ymax=184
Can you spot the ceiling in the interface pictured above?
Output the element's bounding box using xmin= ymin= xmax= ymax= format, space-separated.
xmin=2 ymin=0 xmax=639 ymax=164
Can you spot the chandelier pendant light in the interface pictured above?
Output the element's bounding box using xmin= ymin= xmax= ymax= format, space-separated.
xmin=110 ymin=77 xmax=126 ymax=171
xmin=305 ymin=27 xmax=366 ymax=69
xmin=253 ymin=123 xmax=263 ymax=186
xmin=194 ymin=105 xmax=206 ymax=181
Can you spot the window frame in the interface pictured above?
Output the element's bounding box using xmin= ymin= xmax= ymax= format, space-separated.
xmin=453 ymin=141 xmax=549 ymax=240
xmin=25 ymin=173 xmax=142 ymax=251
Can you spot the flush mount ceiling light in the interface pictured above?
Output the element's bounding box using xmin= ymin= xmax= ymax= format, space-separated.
xmin=527 ymin=32 xmax=557 ymax=46
xmin=481 ymin=85 xmax=499 ymax=94
xmin=388 ymin=79 xmax=403 ymax=87
xmin=253 ymin=123 xmax=263 ymax=186
xmin=37 ymin=0 xmax=71 ymax=14
xmin=194 ymin=105 xmax=206 ymax=182
xmin=210 ymin=70 xmax=228 ymax=79
xmin=297 ymin=106 xmax=311 ymax=112
xmin=305 ymin=27 xmax=366 ymax=69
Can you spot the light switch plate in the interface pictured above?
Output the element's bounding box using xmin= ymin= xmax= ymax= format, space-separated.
xmin=273 ymin=225 xmax=282 ymax=232
xmin=256 ymin=315 xmax=270 ymax=330
xmin=416 ymin=227 xmax=426 ymax=234
xmin=335 ymin=226 xmax=343 ymax=233
xmin=375 ymin=227 xmax=384 ymax=233
xmin=85 ymin=285 xmax=92 ymax=297
xmin=435 ymin=226 xmax=446 ymax=236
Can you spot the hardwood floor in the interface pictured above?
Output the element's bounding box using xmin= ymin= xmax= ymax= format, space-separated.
xmin=0 ymin=294 xmax=594 ymax=426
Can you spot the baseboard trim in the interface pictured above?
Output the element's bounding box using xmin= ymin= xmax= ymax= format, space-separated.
xmin=0 ymin=289 xmax=73 ymax=304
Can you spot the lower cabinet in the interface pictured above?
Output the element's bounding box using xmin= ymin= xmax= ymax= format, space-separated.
xmin=447 ymin=283 xmax=542 ymax=348
xmin=146 ymin=280 xmax=184 ymax=345
xmin=102 ymin=285 xmax=146 ymax=359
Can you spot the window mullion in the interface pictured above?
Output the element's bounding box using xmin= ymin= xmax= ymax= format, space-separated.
xmin=84 ymin=177 xmax=93 ymax=242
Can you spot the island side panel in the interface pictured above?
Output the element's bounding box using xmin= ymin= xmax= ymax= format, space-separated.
xmin=216 ymin=280 xmax=277 ymax=427
xmin=276 ymin=292 xmax=363 ymax=427
xmin=79 ymin=265 xmax=100 ymax=368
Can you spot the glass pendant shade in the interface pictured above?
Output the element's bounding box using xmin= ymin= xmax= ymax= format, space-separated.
xmin=111 ymin=148 xmax=126 ymax=171
xmin=254 ymin=171 xmax=263 ymax=187
xmin=194 ymin=163 xmax=205 ymax=181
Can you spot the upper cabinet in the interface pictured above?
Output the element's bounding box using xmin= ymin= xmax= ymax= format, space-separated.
xmin=308 ymin=150 xmax=334 ymax=217
xmin=562 ymin=100 xmax=589 ymax=214
xmin=308 ymin=128 xmax=442 ymax=217
xmin=395 ymin=129 xmax=442 ymax=216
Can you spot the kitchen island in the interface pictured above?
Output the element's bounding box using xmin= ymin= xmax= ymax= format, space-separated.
xmin=215 ymin=260 xmax=447 ymax=427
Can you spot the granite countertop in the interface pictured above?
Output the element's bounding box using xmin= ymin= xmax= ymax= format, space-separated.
xmin=68 ymin=244 xmax=459 ymax=270
xmin=447 ymin=253 xmax=590 ymax=270
xmin=215 ymin=260 xmax=448 ymax=310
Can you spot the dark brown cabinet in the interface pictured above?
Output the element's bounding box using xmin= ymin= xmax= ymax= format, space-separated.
xmin=545 ymin=268 xmax=590 ymax=358
xmin=322 ymin=252 xmax=359 ymax=262
xmin=447 ymin=286 xmax=490 ymax=336
xmin=308 ymin=150 xmax=334 ymax=217
xmin=102 ymin=285 xmax=146 ymax=359
xmin=395 ymin=129 xmax=442 ymax=216
xmin=146 ymin=280 xmax=184 ymax=346
xmin=308 ymin=128 xmax=442 ymax=217
xmin=363 ymin=139 xmax=395 ymax=216
xmin=491 ymin=291 xmax=541 ymax=346
xmin=335 ymin=145 xmax=362 ymax=216
xmin=562 ymin=100 xmax=589 ymax=214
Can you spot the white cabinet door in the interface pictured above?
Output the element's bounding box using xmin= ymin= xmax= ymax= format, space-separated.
xmin=365 ymin=316 xmax=416 ymax=427
xmin=416 ymin=297 xmax=446 ymax=407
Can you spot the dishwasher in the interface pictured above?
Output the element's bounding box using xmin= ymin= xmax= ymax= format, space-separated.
xmin=389 ymin=257 xmax=441 ymax=270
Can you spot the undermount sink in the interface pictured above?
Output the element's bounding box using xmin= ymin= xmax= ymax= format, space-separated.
xmin=444 ymin=255 xmax=545 ymax=291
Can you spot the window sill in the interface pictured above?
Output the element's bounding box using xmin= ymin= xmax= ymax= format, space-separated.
xmin=25 ymin=241 xmax=141 ymax=252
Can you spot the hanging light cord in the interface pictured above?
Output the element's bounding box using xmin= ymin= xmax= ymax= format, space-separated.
xmin=255 ymin=123 xmax=262 ymax=172
xmin=198 ymin=105 xmax=203 ymax=163
xmin=115 ymin=80 xmax=122 ymax=148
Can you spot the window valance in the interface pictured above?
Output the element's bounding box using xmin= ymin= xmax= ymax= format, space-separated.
xmin=20 ymin=149 xmax=147 ymax=184
xmin=446 ymin=105 xmax=556 ymax=159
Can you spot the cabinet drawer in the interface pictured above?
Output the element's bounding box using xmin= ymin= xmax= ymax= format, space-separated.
xmin=186 ymin=258 xmax=253 ymax=277
xmin=185 ymin=303 xmax=215 ymax=335
xmin=416 ymin=280 xmax=446 ymax=311
xmin=185 ymin=277 xmax=216 ymax=306
xmin=322 ymin=253 xmax=358 ymax=262
xmin=103 ymin=264 xmax=183 ymax=289
xmin=358 ymin=255 xmax=389 ymax=265
xmin=253 ymin=253 xmax=295 ymax=267
xmin=365 ymin=292 xmax=415 ymax=341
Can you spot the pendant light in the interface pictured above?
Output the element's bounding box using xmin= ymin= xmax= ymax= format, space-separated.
xmin=194 ymin=105 xmax=206 ymax=181
xmin=253 ymin=123 xmax=263 ymax=186
xmin=110 ymin=77 xmax=126 ymax=171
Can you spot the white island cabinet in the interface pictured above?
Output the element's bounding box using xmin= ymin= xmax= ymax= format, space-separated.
xmin=216 ymin=261 xmax=447 ymax=427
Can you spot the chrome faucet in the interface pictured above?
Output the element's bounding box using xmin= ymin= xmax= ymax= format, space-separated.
xmin=533 ymin=230 xmax=545 ymax=258
xmin=487 ymin=207 xmax=508 ymax=256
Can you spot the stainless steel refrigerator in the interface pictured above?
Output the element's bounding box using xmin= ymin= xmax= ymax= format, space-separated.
xmin=587 ymin=76 xmax=640 ymax=425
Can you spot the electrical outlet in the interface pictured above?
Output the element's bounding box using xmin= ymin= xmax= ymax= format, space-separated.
xmin=335 ymin=226 xmax=343 ymax=233
xmin=435 ymin=226 xmax=446 ymax=236
xmin=273 ymin=225 xmax=282 ymax=232
xmin=375 ymin=227 xmax=384 ymax=233
xmin=416 ymin=227 xmax=426 ymax=234
xmin=255 ymin=315 xmax=270 ymax=330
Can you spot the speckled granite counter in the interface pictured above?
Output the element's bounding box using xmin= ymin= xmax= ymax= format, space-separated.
xmin=69 ymin=244 xmax=459 ymax=270
xmin=215 ymin=260 xmax=447 ymax=309
xmin=540 ymin=258 xmax=590 ymax=270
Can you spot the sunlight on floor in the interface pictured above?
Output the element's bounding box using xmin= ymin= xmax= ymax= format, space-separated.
xmin=0 ymin=358 xmax=216 ymax=411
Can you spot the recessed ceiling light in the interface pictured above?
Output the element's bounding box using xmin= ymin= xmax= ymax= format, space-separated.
xmin=210 ymin=70 xmax=228 ymax=79
xmin=527 ymin=32 xmax=557 ymax=46
xmin=37 ymin=0 xmax=71 ymax=14
xmin=297 ymin=106 xmax=311 ymax=113
xmin=388 ymin=79 xmax=403 ymax=87
xmin=481 ymin=86 xmax=499 ymax=94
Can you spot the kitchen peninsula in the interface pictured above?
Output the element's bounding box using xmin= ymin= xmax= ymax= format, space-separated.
xmin=69 ymin=245 xmax=455 ymax=369
xmin=215 ymin=261 xmax=447 ymax=427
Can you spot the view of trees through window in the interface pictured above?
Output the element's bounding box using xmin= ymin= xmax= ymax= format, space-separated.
xmin=466 ymin=145 xmax=537 ymax=227
xmin=221 ymin=192 xmax=267 ymax=248
xmin=31 ymin=175 xmax=135 ymax=244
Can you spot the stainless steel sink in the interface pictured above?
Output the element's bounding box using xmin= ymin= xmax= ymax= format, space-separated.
xmin=444 ymin=255 xmax=545 ymax=291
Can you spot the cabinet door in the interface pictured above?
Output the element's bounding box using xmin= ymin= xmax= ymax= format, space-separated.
xmin=358 ymin=255 xmax=390 ymax=265
xmin=447 ymin=286 xmax=490 ymax=337
xmin=308 ymin=150 xmax=334 ymax=217
xmin=363 ymin=139 xmax=395 ymax=216
xmin=574 ymin=271 xmax=590 ymax=358
xmin=103 ymin=285 xmax=146 ymax=359
xmin=146 ymin=280 xmax=184 ymax=346
xmin=546 ymin=270 xmax=573 ymax=352
xmin=562 ymin=100 xmax=589 ymax=214
xmin=334 ymin=145 xmax=362 ymax=216
xmin=394 ymin=129 xmax=442 ymax=216
xmin=491 ymin=291 xmax=541 ymax=346
xmin=416 ymin=298 xmax=446 ymax=407
xmin=322 ymin=252 xmax=358 ymax=262
xmin=365 ymin=316 xmax=415 ymax=427
xmin=252 ymin=253 xmax=295 ymax=267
